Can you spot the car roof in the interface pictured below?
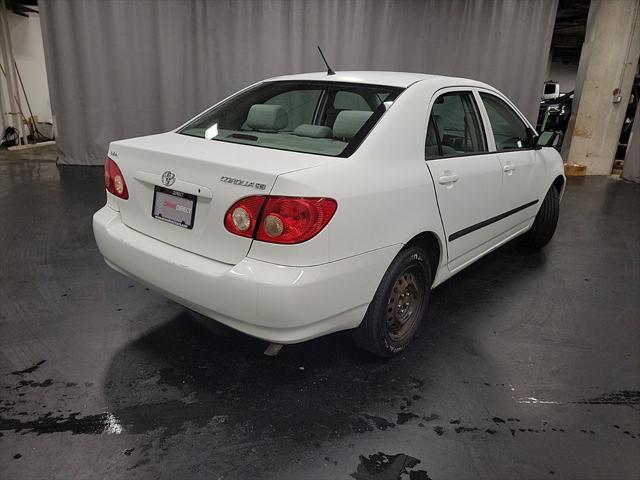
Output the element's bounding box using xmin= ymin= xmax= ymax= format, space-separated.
xmin=265 ymin=71 xmax=486 ymax=89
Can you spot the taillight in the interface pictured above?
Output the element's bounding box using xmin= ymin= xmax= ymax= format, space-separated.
xmin=257 ymin=197 xmax=337 ymax=244
xmin=104 ymin=157 xmax=129 ymax=199
xmin=225 ymin=196 xmax=337 ymax=244
xmin=224 ymin=196 xmax=267 ymax=238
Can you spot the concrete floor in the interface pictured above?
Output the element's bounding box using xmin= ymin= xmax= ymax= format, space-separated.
xmin=0 ymin=149 xmax=639 ymax=479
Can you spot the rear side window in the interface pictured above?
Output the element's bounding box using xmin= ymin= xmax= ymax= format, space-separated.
xmin=430 ymin=92 xmax=487 ymax=157
xmin=480 ymin=93 xmax=532 ymax=150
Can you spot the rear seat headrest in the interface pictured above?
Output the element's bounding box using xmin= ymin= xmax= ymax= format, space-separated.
xmin=333 ymin=110 xmax=373 ymax=140
xmin=246 ymin=104 xmax=288 ymax=132
xmin=293 ymin=124 xmax=333 ymax=138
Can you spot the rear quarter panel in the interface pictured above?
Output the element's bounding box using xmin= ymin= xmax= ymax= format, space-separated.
xmin=249 ymin=78 xmax=454 ymax=269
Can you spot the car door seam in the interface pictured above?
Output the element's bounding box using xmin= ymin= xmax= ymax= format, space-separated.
xmin=424 ymin=162 xmax=450 ymax=264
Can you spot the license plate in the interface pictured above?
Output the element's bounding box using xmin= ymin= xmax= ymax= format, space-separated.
xmin=152 ymin=186 xmax=197 ymax=229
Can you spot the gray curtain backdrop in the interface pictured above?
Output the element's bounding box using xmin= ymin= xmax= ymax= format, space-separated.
xmin=39 ymin=0 xmax=558 ymax=165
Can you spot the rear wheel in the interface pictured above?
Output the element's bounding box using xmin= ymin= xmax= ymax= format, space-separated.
xmin=520 ymin=186 xmax=559 ymax=250
xmin=353 ymin=246 xmax=431 ymax=357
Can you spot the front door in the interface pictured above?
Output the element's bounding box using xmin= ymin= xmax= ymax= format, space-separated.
xmin=478 ymin=91 xmax=545 ymax=232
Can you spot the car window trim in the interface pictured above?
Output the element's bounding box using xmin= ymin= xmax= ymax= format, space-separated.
xmin=433 ymin=150 xmax=500 ymax=160
xmin=471 ymin=89 xmax=496 ymax=152
xmin=462 ymin=91 xmax=489 ymax=152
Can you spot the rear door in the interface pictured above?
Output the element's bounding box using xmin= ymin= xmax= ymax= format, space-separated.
xmin=424 ymin=89 xmax=503 ymax=271
xmin=478 ymin=91 xmax=545 ymax=232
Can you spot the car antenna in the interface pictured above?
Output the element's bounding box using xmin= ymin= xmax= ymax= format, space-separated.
xmin=317 ymin=45 xmax=336 ymax=76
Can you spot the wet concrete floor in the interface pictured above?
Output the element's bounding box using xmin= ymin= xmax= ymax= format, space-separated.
xmin=1 ymin=151 xmax=639 ymax=479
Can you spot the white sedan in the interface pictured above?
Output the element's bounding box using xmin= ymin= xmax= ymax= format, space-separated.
xmin=93 ymin=71 xmax=564 ymax=357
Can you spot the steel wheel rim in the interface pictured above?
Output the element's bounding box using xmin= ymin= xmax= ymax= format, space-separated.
xmin=386 ymin=266 xmax=424 ymax=342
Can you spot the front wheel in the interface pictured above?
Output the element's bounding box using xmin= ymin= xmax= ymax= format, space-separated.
xmin=352 ymin=246 xmax=431 ymax=357
xmin=520 ymin=186 xmax=560 ymax=250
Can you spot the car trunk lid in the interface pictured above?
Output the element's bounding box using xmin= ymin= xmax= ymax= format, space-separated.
xmin=109 ymin=132 xmax=337 ymax=265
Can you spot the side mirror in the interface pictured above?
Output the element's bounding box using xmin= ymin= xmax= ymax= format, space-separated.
xmin=536 ymin=130 xmax=561 ymax=149
xmin=529 ymin=128 xmax=543 ymax=150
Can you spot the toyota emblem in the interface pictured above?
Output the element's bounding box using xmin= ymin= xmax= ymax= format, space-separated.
xmin=161 ymin=170 xmax=176 ymax=187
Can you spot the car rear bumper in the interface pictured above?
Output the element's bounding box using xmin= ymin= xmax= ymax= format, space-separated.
xmin=93 ymin=206 xmax=401 ymax=343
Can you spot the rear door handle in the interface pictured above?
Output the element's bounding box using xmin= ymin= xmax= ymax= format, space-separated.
xmin=438 ymin=173 xmax=459 ymax=185
xmin=503 ymin=163 xmax=516 ymax=174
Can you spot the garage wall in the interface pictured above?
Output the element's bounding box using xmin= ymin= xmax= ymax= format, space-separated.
xmin=39 ymin=0 xmax=558 ymax=165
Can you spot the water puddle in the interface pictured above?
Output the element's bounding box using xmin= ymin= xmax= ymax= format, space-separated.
xmin=350 ymin=451 xmax=430 ymax=479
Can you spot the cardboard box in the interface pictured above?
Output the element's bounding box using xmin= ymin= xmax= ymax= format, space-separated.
xmin=564 ymin=163 xmax=587 ymax=176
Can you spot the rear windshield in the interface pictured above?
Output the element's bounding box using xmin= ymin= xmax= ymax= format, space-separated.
xmin=179 ymin=81 xmax=404 ymax=157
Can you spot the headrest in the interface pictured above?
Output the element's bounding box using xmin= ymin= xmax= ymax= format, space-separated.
xmin=246 ymin=104 xmax=288 ymax=131
xmin=293 ymin=124 xmax=333 ymax=138
xmin=333 ymin=110 xmax=373 ymax=140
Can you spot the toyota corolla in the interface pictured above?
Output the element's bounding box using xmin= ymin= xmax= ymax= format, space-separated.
xmin=93 ymin=71 xmax=564 ymax=357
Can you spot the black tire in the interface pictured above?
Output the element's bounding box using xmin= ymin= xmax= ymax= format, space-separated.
xmin=520 ymin=186 xmax=560 ymax=250
xmin=353 ymin=246 xmax=431 ymax=357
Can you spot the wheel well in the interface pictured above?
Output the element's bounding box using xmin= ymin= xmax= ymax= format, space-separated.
xmin=553 ymin=175 xmax=565 ymax=195
xmin=404 ymin=231 xmax=442 ymax=285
